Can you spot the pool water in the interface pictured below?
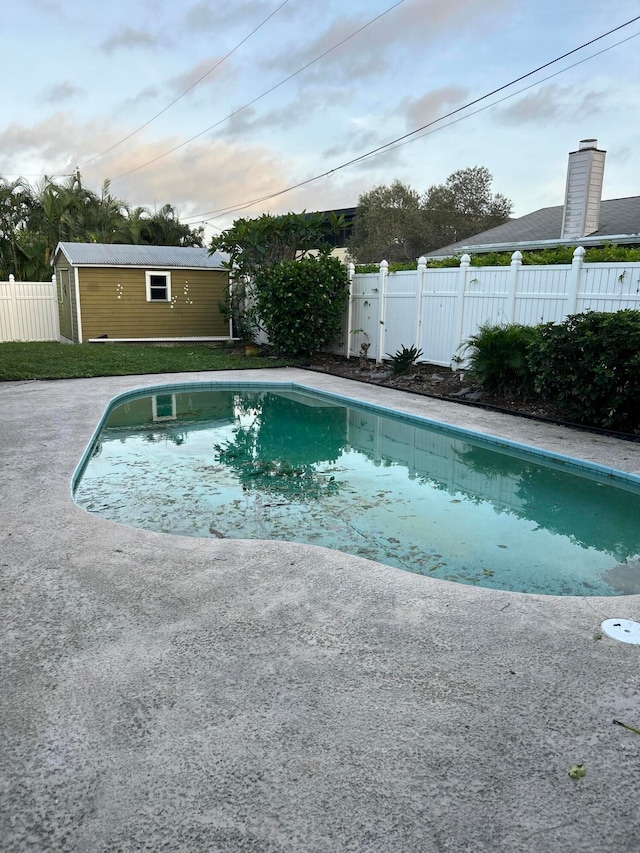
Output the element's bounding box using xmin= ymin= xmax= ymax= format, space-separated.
xmin=73 ymin=385 xmax=640 ymax=596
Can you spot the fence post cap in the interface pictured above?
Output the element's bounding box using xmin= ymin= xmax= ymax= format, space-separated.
xmin=573 ymin=246 xmax=586 ymax=258
xmin=417 ymin=255 xmax=427 ymax=267
xmin=9 ymin=274 xmax=15 ymax=283
xmin=379 ymin=259 xmax=389 ymax=270
xmin=511 ymin=250 xmax=523 ymax=261
xmin=460 ymin=253 xmax=471 ymax=264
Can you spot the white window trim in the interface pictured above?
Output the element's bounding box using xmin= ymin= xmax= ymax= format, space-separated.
xmin=145 ymin=270 xmax=172 ymax=302
xmin=152 ymin=393 xmax=177 ymax=421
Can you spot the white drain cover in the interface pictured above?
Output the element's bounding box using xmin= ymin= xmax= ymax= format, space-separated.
xmin=601 ymin=619 xmax=640 ymax=645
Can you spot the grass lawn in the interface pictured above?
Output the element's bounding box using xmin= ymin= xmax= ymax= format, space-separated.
xmin=0 ymin=342 xmax=296 ymax=381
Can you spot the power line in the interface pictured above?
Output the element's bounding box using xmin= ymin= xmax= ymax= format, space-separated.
xmin=180 ymin=15 xmax=640 ymax=223
xmin=111 ymin=0 xmax=408 ymax=181
xmin=77 ymin=0 xmax=290 ymax=169
xmin=351 ymin=30 xmax=640 ymax=168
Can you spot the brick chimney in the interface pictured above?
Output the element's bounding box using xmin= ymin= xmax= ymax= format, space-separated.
xmin=560 ymin=139 xmax=606 ymax=240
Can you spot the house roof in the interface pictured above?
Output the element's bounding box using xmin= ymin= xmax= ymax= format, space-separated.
xmin=428 ymin=196 xmax=640 ymax=256
xmin=54 ymin=242 xmax=229 ymax=268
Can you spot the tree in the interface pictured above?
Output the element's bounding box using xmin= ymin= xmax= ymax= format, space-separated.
xmin=347 ymin=180 xmax=425 ymax=264
xmin=122 ymin=203 xmax=203 ymax=247
xmin=209 ymin=210 xmax=348 ymax=342
xmin=347 ymin=168 xmax=512 ymax=263
xmin=209 ymin=210 xmax=346 ymax=279
xmin=0 ymin=177 xmax=37 ymax=279
xmin=423 ymin=166 xmax=512 ymax=250
xmin=0 ymin=171 xmax=204 ymax=280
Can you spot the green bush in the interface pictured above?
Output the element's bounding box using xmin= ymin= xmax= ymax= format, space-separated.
xmin=427 ymin=244 xmax=640 ymax=268
xmin=463 ymin=323 xmax=539 ymax=395
xmin=527 ymin=310 xmax=640 ymax=431
xmin=253 ymin=254 xmax=349 ymax=355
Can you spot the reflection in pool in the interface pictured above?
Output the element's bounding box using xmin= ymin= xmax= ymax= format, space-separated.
xmin=73 ymin=385 xmax=640 ymax=596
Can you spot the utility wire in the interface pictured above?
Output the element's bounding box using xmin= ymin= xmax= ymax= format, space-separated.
xmin=351 ymin=30 xmax=640 ymax=169
xmin=78 ymin=0 xmax=290 ymax=169
xmin=111 ymin=0 xmax=408 ymax=180
xmin=180 ymin=15 xmax=640 ymax=223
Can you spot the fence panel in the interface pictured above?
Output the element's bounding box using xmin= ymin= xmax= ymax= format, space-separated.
xmin=349 ymin=271 xmax=381 ymax=359
xmin=514 ymin=265 xmax=571 ymax=325
xmin=334 ymin=252 xmax=640 ymax=367
xmin=419 ymin=268 xmax=459 ymax=364
xmin=577 ymin=263 xmax=640 ymax=313
xmin=0 ymin=277 xmax=60 ymax=342
xmin=460 ymin=267 xmax=510 ymax=343
xmin=382 ymin=270 xmax=419 ymax=357
xmin=345 ymin=408 xmax=524 ymax=510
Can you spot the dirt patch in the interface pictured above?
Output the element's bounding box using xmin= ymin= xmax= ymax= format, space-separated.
xmin=303 ymin=352 xmax=563 ymax=421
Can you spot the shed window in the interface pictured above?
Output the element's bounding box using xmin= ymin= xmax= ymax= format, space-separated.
xmin=145 ymin=271 xmax=171 ymax=302
xmin=152 ymin=393 xmax=176 ymax=421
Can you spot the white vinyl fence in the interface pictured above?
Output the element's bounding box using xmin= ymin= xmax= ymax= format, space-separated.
xmin=330 ymin=247 xmax=640 ymax=366
xmin=0 ymin=275 xmax=60 ymax=342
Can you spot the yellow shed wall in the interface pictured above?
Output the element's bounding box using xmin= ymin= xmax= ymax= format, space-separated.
xmin=77 ymin=267 xmax=229 ymax=339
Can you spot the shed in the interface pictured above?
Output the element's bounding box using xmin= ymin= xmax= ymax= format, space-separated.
xmin=53 ymin=242 xmax=231 ymax=343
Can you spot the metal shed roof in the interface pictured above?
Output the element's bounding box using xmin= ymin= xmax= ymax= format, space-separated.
xmin=54 ymin=242 xmax=229 ymax=268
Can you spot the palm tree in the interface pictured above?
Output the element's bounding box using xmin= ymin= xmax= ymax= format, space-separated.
xmin=0 ymin=176 xmax=37 ymax=278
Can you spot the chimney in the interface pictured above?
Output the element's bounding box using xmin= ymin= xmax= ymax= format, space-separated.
xmin=561 ymin=139 xmax=606 ymax=240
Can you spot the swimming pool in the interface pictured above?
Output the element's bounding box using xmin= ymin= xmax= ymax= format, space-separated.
xmin=73 ymin=382 xmax=640 ymax=596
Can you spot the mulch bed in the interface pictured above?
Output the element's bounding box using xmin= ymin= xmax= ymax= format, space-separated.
xmin=301 ymin=353 xmax=640 ymax=442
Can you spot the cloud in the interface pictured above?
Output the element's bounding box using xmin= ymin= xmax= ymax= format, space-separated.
xmin=264 ymin=0 xmax=510 ymax=82
xmin=398 ymin=86 xmax=469 ymax=131
xmin=495 ymin=84 xmax=607 ymax=125
xmin=183 ymin=0 xmax=275 ymax=31
xmin=0 ymin=112 xmax=290 ymax=221
xmin=42 ymin=82 xmax=82 ymax=103
xmin=101 ymin=27 xmax=159 ymax=52
xmin=109 ymin=139 xmax=292 ymax=224
xmin=167 ymin=55 xmax=237 ymax=95
xmin=322 ymin=126 xmax=382 ymax=160
xmin=210 ymin=89 xmax=350 ymax=141
xmin=0 ymin=112 xmax=89 ymax=174
xmin=319 ymin=87 xmax=468 ymax=164
xmin=119 ymin=86 xmax=161 ymax=114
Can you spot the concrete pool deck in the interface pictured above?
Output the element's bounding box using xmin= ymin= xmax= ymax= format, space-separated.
xmin=1 ymin=368 xmax=639 ymax=852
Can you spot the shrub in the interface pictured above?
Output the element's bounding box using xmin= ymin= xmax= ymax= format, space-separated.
xmin=463 ymin=323 xmax=539 ymax=396
xmin=253 ymin=253 xmax=349 ymax=355
xmin=527 ymin=310 xmax=640 ymax=431
xmin=386 ymin=344 xmax=423 ymax=374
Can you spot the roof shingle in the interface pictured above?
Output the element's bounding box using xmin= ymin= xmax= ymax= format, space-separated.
xmin=429 ymin=197 xmax=640 ymax=256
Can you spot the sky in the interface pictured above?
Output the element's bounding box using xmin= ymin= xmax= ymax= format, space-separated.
xmin=2 ymin=0 xmax=639 ymax=239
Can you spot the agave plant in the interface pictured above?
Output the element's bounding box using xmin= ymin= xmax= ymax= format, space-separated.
xmin=386 ymin=344 xmax=424 ymax=375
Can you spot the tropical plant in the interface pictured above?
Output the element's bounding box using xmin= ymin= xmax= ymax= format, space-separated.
xmin=210 ymin=210 xmax=347 ymax=343
xmin=386 ymin=344 xmax=424 ymax=374
xmin=0 ymin=176 xmax=37 ymax=278
xmin=125 ymin=203 xmax=203 ymax=247
xmin=463 ymin=323 xmax=540 ymax=396
xmin=0 ymin=171 xmax=204 ymax=280
xmin=210 ymin=210 xmax=347 ymax=278
xmin=253 ymin=252 xmax=349 ymax=355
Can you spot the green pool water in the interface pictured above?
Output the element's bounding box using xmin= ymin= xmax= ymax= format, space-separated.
xmin=73 ymin=384 xmax=640 ymax=596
